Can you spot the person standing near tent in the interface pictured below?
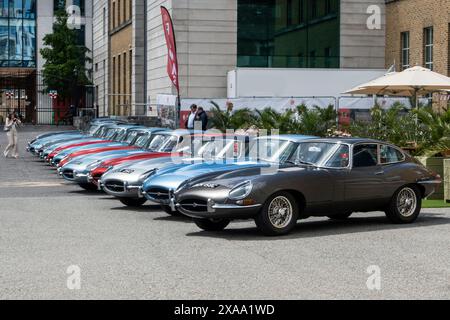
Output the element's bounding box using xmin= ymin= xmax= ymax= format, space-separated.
xmin=3 ymin=112 xmax=21 ymax=159
xmin=196 ymin=107 xmax=208 ymax=131
xmin=185 ymin=104 xmax=198 ymax=130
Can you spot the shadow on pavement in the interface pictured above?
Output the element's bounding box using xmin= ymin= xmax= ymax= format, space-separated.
xmin=185 ymin=213 xmax=450 ymax=241
xmin=153 ymin=215 xmax=193 ymax=223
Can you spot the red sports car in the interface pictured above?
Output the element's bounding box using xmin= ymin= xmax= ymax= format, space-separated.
xmin=88 ymin=152 xmax=176 ymax=186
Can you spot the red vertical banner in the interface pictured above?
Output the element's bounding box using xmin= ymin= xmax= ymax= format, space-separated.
xmin=161 ymin=6 xmax=179 ymax=93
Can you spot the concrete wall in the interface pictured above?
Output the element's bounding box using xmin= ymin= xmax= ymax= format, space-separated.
xmin=340 ymin=0 xmax=386 ymax=69
xmin=93 ymin=0 xmax=109 ymax=116
xmin=146 ymin=0 xmax=237 ymax=108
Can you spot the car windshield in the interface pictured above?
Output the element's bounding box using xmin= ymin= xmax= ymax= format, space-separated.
xmin=159 ymin=135 xmax=179 ymax=152
xmin=290 ymin=142 xmax=349 ymax=168
xmin=146 ymin=134 xmax=170 ymax=151
xmin=248 ymin=138 xmax=296 ymax=163
xmin=104 ymin=128 xmax=118 ymax=140
xmin=202 ymin=139 xmax=244 ymax=159
xmin=96 ymin=126 xmax=110 ymax=138
xmin=124 ymin=130 xmax=141 ymax=144
xmin=134 ymin=133 xmax=152 ymax=148
xmin=172 ymin=138 xmax=229 ymax=158
xmin=113 ymin=129 xmax=129 ymax=142
xmin=89 ymin=125 xmax=101 ymax=136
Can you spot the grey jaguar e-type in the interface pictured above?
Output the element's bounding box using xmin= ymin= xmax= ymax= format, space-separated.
xmin=174 ymin=138 xmax=442 ymax=236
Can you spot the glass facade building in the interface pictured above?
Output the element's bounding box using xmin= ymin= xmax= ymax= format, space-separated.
xmin=0 ymin=0 xmax=36 ymax=67
xmin=237 ymin=0 xmax=340 ymax=68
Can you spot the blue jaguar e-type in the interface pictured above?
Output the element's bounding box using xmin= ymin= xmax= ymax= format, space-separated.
xmin=140 ymin=135 xmax=316 ymax=215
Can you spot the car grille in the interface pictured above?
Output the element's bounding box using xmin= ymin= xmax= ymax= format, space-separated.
xmin=62 ymin=170 xmax=74 ymax=179
xmin=104 ymin=180 xmax=125 ymax=193
xmin=146 ymin=188 xmax=170 ymax=201
xmin=179 ymin=199 xmax=208 ymax=212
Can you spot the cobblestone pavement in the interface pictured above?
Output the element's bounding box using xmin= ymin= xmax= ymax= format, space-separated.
xmin=0 ymin=126 xmax=449 ymax=299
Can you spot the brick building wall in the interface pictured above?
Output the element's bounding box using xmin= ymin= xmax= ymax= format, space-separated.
xmin=109 ymin=0 xmax=133 ymax=116
xmin=385 ymin=0 xmax=450 ymax=76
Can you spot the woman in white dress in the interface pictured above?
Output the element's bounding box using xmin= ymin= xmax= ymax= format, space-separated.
xmin=3 ymin=113 xmax=21 ymax=159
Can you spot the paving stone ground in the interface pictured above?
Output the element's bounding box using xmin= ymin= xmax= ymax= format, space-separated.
xmin=0 ymin=126 xmax=449 ymax=299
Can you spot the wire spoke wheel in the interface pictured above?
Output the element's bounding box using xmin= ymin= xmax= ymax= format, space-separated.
xmin=268 ymin=196 xmax=293 ymax=229
xmin=396 ymin=187 xmax=417 ymax=218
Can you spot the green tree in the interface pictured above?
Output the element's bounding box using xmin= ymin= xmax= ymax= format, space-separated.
xmin=254 ymin=108 xmax=296 ymax=134
xmin=209 ymin=101 xmax=255 ymax=132
xmin=413 ymin=106 xmax=450 ymax=157
xmin=294 ymin=104 xmax=337 ymax=136
xmin=40 ymin=10 xmax=92 ymax=102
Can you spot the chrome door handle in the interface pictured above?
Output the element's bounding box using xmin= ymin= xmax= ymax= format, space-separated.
xmin=375 ymin=171 xmax=384 ymax=175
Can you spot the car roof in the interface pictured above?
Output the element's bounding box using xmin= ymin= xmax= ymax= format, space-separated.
xmin=131 ymin=127 xmax=168 ymax=134
xmin=257 ymin=134 xmax=317 ymax=143
xmin=297 ymin=137 xmax=386 ymax=145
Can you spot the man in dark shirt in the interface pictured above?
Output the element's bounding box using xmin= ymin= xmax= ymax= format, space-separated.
xmin=196 ymin=107 xmax=208 ymax=131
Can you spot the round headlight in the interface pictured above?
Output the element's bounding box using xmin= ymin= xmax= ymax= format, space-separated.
xmin=228 ymin=181 xmax=253 ymax=200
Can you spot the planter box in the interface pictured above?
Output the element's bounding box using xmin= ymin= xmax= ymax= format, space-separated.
xmin=445 ymin=159 xmax=450 ymax=203
xmin=416 ymin=157 xmax=444 ymax=200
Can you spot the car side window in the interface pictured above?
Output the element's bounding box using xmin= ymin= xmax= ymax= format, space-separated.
xmin=380 ymin=145 xmax=405 ymax=164
xmin=353 ymin=144 xmax=378 ymax=168
xmin=325 ymin=145 xmax=350 ymax=168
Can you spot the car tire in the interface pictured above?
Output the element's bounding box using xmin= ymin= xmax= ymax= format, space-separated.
xmin=193 ymin=218 xmax=230 ymax=232
xmin=79 ymin=183 xmax=98 ymax=191
xmin=255 ymin=191 xmax=299 ymax=236
xmin=119 ymin=198 xmax=147 ymax=207
xmin=328 ymin=212 xmax=353 ymax=220
xmin=161 ymin=205 xmax=182 ymax=216
xmin=385 ymin=185 xmax=422 ymax=224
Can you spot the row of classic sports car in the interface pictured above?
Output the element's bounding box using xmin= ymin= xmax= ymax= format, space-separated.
xmin=27 ymin=119 xmax=442 ymax=236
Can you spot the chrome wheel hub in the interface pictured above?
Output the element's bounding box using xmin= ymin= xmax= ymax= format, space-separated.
xmin=397 ymin=188 xmax=417 ymax=217
xmin=268 ymin=196 xmax=293 ymax=229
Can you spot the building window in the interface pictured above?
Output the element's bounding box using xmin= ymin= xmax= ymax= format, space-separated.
xmin=0 ymin=0 xmax=36 ymax=67
xmin=309 ymin=50 xmax=316 ymax=68
xmin=129 ymin=49 xmax=132 ymax=100
xmin=103 ymin=7 xmax=106 ymax=34
xmin=72 ymin=0 xmax=85 ymax=16
xmin=111 ymin=1 xmax=115 ymax=29
xmin=325 ymin=0 xmax=332 ymax=15
xmin=401 ymin=31 xmax=410 ymax=70
xmin=286 ymin=0 xmax=293 ymax=27
xmin=129 ymin=0 xmax=132 ymax=20
xmin=122 ymin=0 xmax=126 ymax=23
xmin=424 ymin=27 xmax=433 ymax=70
xmin=298 ymin=0 xmax=304 ymax=23
xmin=324 ymin=47 xmax=331 ymax=68
xmin=117 ymin=0 xmax=121 ymax=25
xmin=237 ymin=0 xmax=339 ymax=69
xmin=118 ymin=54 xmax=121 ymax=104
xmin=123 ymin=51 xmax=127 ymax=103
xmin=311 ymin=0 xmax=318 ymax=19
xmin=75 ymin=25 xmax=85 ymax=45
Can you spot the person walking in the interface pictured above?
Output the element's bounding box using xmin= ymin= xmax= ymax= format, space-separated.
xmin=3 ymin=113 xmax=21 ymax=159
xmin=185 ymin=104 xmax=198 ymax=130
xmin=196 ymin=107 xmax=208 ymax=131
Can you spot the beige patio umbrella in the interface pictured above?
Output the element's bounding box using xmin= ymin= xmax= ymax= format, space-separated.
xmin=344 ymin=66 xmax=450 ymax=108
